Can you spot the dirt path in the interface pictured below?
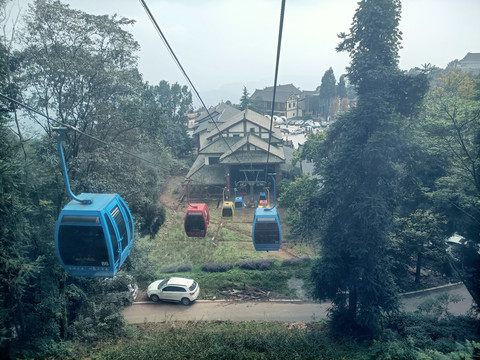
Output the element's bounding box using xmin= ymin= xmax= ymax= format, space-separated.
xmin=158 ymin=176 xmax=185 ymax=210
xmin=155 ymin=176 xmax=186 ymax=243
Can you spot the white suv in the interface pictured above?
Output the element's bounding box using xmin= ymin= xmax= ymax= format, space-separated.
xmin=147 ymin=277 xmax=200 ymax=305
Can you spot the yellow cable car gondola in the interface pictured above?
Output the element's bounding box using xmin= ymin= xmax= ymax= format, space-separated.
xmin=222 ymin=187 xmax=234 ymax=218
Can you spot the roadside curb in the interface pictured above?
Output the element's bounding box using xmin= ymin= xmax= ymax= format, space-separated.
xmin=133 ymin=299 xmax=307 ymax=305
xmin=133 ymin=283 xmax=465 ymax=305
xmin=399 ymin=282 xmax=464 ymax=298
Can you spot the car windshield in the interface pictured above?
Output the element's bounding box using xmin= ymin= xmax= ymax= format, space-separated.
xmin=158 ymin=278 xmax=169 ymax=289
xmin=189 ymin=281 xmax=197 ymax=291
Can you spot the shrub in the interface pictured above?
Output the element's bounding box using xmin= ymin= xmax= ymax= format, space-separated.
xmin=160 ymin=266 xmax=178 ymax=274
xmin=160 ymin=264 xmax=193 ymax=273
xmin=139 ymin=202 xmax=166 ymax=239
xmin=281 ymin=257 xmax=311 ymax=267
xmin=236 ymin=259 xmax=275 ymax=270
xmin=201 ymin=263 xmax=233 ymax=272
xmin=177 ymin=264 xmax=192 ymax=272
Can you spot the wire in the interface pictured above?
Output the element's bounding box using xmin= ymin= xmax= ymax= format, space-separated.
xmin=265 ymin=0 xmax=286 ymax=183
xmin=139 ymin=0 xmax=241 ymax=166
xmin=0 ymin=93 xmax=163 ymax=168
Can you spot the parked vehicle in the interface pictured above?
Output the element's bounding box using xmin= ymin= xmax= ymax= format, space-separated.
xmin=147 ymin=277 xmax=200 ymax=305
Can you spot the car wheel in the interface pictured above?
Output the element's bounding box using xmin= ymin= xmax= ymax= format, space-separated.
xmin=150 ymin=294 xmax=160 ymax=302
xmin=181 ymin=297 xmax=191 ymax=306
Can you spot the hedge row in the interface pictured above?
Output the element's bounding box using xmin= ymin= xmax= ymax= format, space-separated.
xmin=201 ymin=257 xmax=311 ymax=273
xmin=160 ymin=258 xmax=311 ymax=274
xmin=160 ymin=264 xmax=193 ymax=273
xmin=201 ymin=263 xmax=234 ymax=273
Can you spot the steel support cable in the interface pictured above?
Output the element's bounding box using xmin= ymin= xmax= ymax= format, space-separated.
xmin=265 ymin=0 xmax=286 ymax=183
xmin=139 ymin=0 xmax=241 ymax=166
xmin=0 ymin=93 xmax=164 ymax=168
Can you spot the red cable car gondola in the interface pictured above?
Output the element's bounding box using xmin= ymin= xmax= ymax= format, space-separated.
xmin=184 ymin=180 xmax=210 ymax=237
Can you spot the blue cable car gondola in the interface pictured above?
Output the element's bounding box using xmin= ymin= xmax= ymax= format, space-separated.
xmin=252 ymin=175 xmax=281 ymax=251
xmin=252 ymin=207 xmax=282 ymax=251
xmin=54 ymin=127 xmax=134 ymax=277
xmin=258 ymin=191 xmax=267 ymax=202
xmin=234 ymin=187 xmax=244 ymax=210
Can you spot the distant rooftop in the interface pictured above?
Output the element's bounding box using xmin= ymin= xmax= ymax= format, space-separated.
xmin=250 ymin=84 xmax=302 ymax=103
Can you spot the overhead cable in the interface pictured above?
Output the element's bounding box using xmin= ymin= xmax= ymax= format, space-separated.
xmin=139 ymin=0 xmax=241 ymax=165
xmin=265 ymin=0 xmax=286 ymax=183
xmin=0 ymin=93 xmax=162 ymax=168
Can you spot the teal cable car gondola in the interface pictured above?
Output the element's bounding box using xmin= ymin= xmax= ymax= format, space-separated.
xmin=54 ymin=128 xmax=134 ymax=277
xmin=252 ymin=175 xmax=281 ymax=251
xmin=234 ymin=187 xmax=244 ymax=210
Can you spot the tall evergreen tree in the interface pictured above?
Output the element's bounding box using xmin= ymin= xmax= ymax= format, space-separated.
xmin=239 ymin=86 xmax=250 ymax=111
xmin=336 ymin=75 xmax=348 ymax=99
xmin=311 ymin=0 xmax=428 ymax=334
xmin=318 ymin=67 xmax=336 ymax=119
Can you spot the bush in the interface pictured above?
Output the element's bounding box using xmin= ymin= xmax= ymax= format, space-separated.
xmin=160 ymin=266 xmax=178 ymax=274
xmin=160 ymin=264 xmax=193 ymax=273
xmin=201 ymin=263 xmax=233 ymax=273
xmin=236 ymin=259 xmax=275 ymax=270
xmin=384 ymin=312 xmax=480 ymax=353
xmin=281 ymin=257 xmax=311 ymax=267
xmin=176 ymin=264 xmax=192 ymax=272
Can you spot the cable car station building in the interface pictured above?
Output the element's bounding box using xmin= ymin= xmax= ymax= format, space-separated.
xmin=187 ymin=107 xmax=285 ymax=202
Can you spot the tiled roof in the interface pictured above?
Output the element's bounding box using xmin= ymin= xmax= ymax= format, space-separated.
xmin=193 ymin=103 xmax=241 ymax=135
xmin=185 ymin=155 xmax=226 ymax=185
xmin=250 ymin=84 xmax=302 ymax=103
xmin=460 ymin=52 xmax=480 ymax=62
xmin=206 ymin=109 xmax=282 ymax=141
xmin=219 ymin=134 xmax=285 ymax=164
xmin=199 ymin=136 xmax=238 ymax=154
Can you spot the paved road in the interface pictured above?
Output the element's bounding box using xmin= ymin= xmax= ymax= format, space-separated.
xmin=400 ymin=283 xmax=475 ymax=315
xmin=123 ymin=284 xmax=475 ymax=324
xmin=123 ymin=300 xmax=329 ymax=323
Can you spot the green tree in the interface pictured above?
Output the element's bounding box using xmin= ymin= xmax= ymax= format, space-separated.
xmin=140 ymin=80 xmax=193 ymax=157
xmin=423 ymin=70 xmax=480 ymax=307
xmin=278 ymin=175 xmax=321 ymax=241
xmin=336 ymin=74 xmax=347 ymax=99
xmin=19 ymin=0 xmax=143 ymax=150
xmin=310 ymin=0 xmax=428 ymax=334
xmin=391 ymin=210 xmax=446 ymax=285
xmin=18 ymin=0 xmax=170 ymax=236
xmin=239 ymin=86 xmax=250 ymax=111
xmin=317 ymin=67 xmax=336 ymax=119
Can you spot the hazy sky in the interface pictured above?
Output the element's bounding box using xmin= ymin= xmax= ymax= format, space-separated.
xmin=11 ymin=0 xmax=480 ymax=106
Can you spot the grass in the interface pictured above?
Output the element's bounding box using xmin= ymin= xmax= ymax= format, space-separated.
xmin=77 ymin=319 xmax=480 ymax=360
xmin=134 ymin=199 xmax=317 ymax=298
xmin=149 ymin=260 xmax=314 ymax=299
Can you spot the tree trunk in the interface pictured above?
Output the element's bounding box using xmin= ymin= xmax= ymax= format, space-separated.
xmin=348 ymin=287 xmax=357 ymax=319
xmin=59 ymin=275 xmax=68 ymax=340
xmin=415 ymin=250 xmax=423 ymax=284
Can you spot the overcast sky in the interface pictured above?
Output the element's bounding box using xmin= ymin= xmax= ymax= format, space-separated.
xmin=12 ymin=0 xmax=480 ymax=106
